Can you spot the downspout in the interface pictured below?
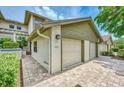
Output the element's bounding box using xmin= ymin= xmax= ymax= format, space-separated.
xmin=37 ymin=29 xmax=51 ymax=74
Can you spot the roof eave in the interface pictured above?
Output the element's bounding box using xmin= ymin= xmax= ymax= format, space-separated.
xmin=0 ymin=11 xmax=5 ymax=20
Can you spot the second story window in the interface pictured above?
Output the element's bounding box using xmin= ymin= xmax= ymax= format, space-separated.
xmin=17 ymin=26 xmax=21 ymax=30
xmin=9 ymin=25 xmax=14 ymax=29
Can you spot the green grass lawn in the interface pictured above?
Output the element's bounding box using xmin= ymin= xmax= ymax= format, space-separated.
xmin=0 ymin=53 xmax=20 ymax=87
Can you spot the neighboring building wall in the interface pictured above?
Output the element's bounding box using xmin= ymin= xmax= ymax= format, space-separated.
xmin=84 ymin=40 xmax=90 ymax=61
xmin=107 ymin=39 xmax=112 ymax=51
xmin=98 ymin=44 xmax=107 ymax=55
xmin=61 ymin=22 xmax=99 ymax=42
xmin=31 ymin=36 xmax=49 ymax=70
xmin=51 ymin=25 xmax=61 ymax=73
xmin=0 ymin=20 xmax=28 ymax=32
xmin=0 ymin=33 xmax=13 ymax=39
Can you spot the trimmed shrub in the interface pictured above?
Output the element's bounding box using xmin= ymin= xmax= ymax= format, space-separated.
xmin=0 ymin=38 xmax=11 ymax=44
xmin=118 ymin=49 xmax=124 ymax=58
xmin=112 ymin=48 xmax=119 ymax=52
xmin=0 ymin=53 xmax=20 ymax=87
xmin=118 ymin=44 xmax=124 ymax=49
xmin=17 ymin=36 xmax=28 ymax=49
xmin=3 ymin=41 xmax=19 ymax=49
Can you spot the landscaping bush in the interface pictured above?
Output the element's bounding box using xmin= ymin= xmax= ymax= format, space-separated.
xmin=118 ymin=49 xmax=124 ymax=58
xmin=0 ymin=38 xmax=11 ymax=44
xmin=112 ymin=48 xmax=119 ymax=52
xmin=118 ymin=44 xmax=124 ymax=49
xmin=17 ymin=36 xmax=28 ymax=49
xmin=3 ymin=41 xmax=19 ymax=49
xmin=0 ymin=53 xmax=20 ymax=87
xmin=0 ymin=38 xmax=12 ymax=48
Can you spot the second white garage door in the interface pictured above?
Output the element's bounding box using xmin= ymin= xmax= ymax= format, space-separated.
xmin=90 ymin=42 xmax=96 ymax=59
xmin=62 ymin=38 xmax=81 ymax=68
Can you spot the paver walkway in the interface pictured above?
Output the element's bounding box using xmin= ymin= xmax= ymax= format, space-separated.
xmin=22 ymin=55 xmax=52 ymax=86
xmin=34 ymin=56 xmax=124 ymax=87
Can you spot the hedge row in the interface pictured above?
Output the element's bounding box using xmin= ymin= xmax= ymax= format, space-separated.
xmin=0 ymin=53 xmax=20 ymax=87
xmin=3 ymin=41 xmax=19 ymax=49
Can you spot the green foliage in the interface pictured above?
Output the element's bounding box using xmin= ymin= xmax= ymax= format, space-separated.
xmin=112 ymin=48 xmax=119 ymax=52
xmin=17 ymin=36 xmax=27 ymax=48
xmin=114 ymin=38 xmax=124 ymax=49
xmin=3 ymin=41 xmax=19 ymax=49
xmin=114 ymin=38 xmax=124 ymax=44
xmin=0 ymin=53 xmax=20 ymax=87
xmin=118 ymin=44 xmax=124 ymax=49
xmin=0 ymin=38 xmax=11 ymax=44
xmin=118 ymin=49 xmax=124 ymax=57
xmin=0 ymin=38 xmax=12 ymax=48
xmin=95 ymin=6 xmax=124 ymax=37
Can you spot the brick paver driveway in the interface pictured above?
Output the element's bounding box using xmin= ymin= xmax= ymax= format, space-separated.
xmin=34 ymin=56 xmax=124 ymax=87
xmin=22 ymin=55 xmax=52 ymax=86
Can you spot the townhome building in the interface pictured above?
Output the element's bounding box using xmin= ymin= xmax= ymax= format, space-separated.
xmin=0 ymin=10 xmax=52 ymax=52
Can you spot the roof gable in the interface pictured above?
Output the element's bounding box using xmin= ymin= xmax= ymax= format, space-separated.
xmin=102 ymin=35 xmax=113 ymax=44
xmin=29 ymin=17 xmax=103 ymax=42
xmin=43 ymin=17 xmax=103 ymax=42
xmin=24 ymin=10 xmax=52 ymax=25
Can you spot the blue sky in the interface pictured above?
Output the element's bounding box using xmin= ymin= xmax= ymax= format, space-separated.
xmin=0 ymin=6 xmax=108 ymax=36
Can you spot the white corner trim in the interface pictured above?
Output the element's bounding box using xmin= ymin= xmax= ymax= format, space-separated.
xmin=37 ymin=30 xmax=50 ymax=39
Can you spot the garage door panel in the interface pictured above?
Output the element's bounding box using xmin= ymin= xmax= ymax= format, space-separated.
xmin=62 ymin=38 xmax=81 ymax=68
xmin=90 ymin=42 xmax=96 ymax=59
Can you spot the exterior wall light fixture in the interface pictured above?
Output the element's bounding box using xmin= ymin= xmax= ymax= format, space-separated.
xmin=56 ymin=34 xmax=61 ymax=40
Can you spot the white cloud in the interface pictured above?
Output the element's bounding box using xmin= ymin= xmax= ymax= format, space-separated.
xmin=58 ymin=14 xmax=64 ymax=20
xmin=34 ymin=6 xmax=64 ymax=20
xmin=69 ymin=7 xmax=82 ymax=18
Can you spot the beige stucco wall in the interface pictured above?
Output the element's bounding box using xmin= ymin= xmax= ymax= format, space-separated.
xmin=31 ymin=36 xmax=49 ymax=70
xmin=0 ymin=20 xmax=28 ymax=32
xmin=28 ymin=15 xmax=34 ymax=35
xmin=84 ymin=40 xmax=90 ymax=61
xmin=51 ymin=25 xmax=61 ymax=73
xmin=61 ymin=22 xmax=99 ymax=42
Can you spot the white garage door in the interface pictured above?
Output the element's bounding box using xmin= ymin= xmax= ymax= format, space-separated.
xmin=90 ymin=42 xmax=96 ymax=59
xmin=62 ymin=38 xmax=81 ymax=68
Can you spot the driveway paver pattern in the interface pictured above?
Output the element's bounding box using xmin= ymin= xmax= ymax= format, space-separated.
xmin=34 ymin=56 xmax=124 ymax=87
xmin=22 ymin=55 xmax=52 ymax=86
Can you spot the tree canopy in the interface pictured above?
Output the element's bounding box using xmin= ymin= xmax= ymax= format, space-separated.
xmin=95 ymin=6 xmax=124 ymax=37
